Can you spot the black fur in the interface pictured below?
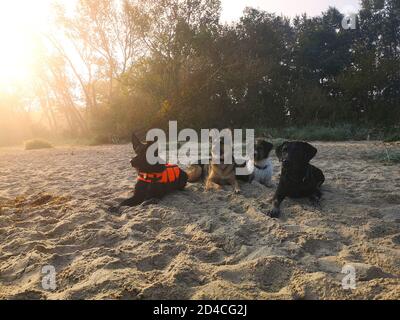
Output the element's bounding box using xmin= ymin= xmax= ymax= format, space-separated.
xmin=269 ymin=141 xmax=325 ymax=218
xmin=255 ymin=139 xmax=274 ymax=162
xmin=236 ymin=139 xmax=274 ymax=182
xmin=110 ymin=132 xmax=188 ymax=213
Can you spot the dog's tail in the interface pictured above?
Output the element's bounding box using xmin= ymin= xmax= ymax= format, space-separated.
xmin=186 ymin=164 xmax=204 ymax=182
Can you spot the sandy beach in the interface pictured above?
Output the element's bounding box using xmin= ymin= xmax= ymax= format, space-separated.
xmin=0 ymin=142 xmax=399 ymax=300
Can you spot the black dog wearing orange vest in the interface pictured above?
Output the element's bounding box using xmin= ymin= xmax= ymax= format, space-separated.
xmin=110 ymin=133 xmax=188 ymax=213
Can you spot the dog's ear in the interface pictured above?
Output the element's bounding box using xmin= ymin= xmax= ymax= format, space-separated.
xmin=301 ymin=142 xmax=317 ymax=162
xmin=275 ymin=141 xmax=288 ymax=161
xmin=146 ymin=137 xmax=159 ymax=158
xmin=264 ymin=141 xmax=274 ymax=156
xmin=131 ymin=132 xmax=143 ymax=152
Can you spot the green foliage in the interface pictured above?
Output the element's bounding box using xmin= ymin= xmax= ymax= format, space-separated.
xmin=25 ymin=139 xmax=53 ymax=150
xmin=48 ymin=0 xmax=400 ymax=143
xmin=257 ymin=125 xmax=371 ymax=141
xmin=384 ymin=135 xmax=400 ymax=143
xmin=282 ymin=125 xmax=371 ymax=141
xmin=384 ymin=132 xmax=400 ymax=142
xmin=270 ymin=138 xmax=287 ymax=149
xmin=363 ymin=149 xmax=400 ymax=165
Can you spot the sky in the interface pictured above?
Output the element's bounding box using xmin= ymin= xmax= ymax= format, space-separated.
xmin=220 ymin=0 xmax=361 ymax=22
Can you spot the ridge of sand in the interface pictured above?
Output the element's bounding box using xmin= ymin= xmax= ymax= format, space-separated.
xmin=0 ymin=142 xmax=399 ymax=299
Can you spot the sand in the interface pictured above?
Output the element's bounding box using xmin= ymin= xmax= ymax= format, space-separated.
xmin=0 ymin=142 xmax=399 ymax=300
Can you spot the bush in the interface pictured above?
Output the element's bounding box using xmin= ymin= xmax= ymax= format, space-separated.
xmin=24 ymin=139 xmax=53 ymax=150
xmin=257 ymin=125 xmax=373 ymax=142
xmin=88 ymin=134 xmax=128 ymax=146
xmin=282 ymin=125 xmax=371 ymax=141
xmin=363 ymin=149 xmax=400 ymax=165
xmin=384 ymin=134 xmax=400 ymax=143
xmin=89 ymin=135 xmax=112 ymax=146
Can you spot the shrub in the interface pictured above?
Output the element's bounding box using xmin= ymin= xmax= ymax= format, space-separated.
xmin=384 ymin=134 xmax=400 ymax=143
xmin=89 ymin=135 xmax=112 ymax=146
xmin=282 ymin=125 xmax=367 ymax=141
xmin=24 ymin=139 xmax=53 ymax=150
xmin=89 ymin=134 xmax=128 ymax=146
xmin=363 ymin=149 xmax=400 ymax=165
xmin=257 ymin=125 xmax=374 ymax=142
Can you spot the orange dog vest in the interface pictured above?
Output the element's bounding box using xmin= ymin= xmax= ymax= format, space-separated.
xmin=138 ymin=164 xmax=181 ymax=184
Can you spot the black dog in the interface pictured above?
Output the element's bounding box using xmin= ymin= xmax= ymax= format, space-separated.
xmin=269 ymin=141 xmax=325 ymax=218
xmin=110 ymin=133 xmax=188 ymax=213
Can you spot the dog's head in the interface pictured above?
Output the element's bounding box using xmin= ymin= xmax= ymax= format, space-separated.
xmin=276 ymin=141 xmax=317 ymax=168
xmin=210 ymin=130 xmax=233 ymax=163
xmin=130 ymin=132 xmax=162 ymax=173
xmin=254 ymin=139 xmax=273 ymax=162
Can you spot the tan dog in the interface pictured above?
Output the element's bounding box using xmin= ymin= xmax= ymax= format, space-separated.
xmin=187 ymin=134 xmax=240 ymax=194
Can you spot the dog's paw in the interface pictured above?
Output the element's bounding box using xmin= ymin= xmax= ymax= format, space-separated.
xmin=251 ymin=180 xmax=264 ymax=188
xmin=265 ymin=182 xmax=276 ymax=188
xmin=309 ymin=195 xmax=322 ymax=209
xmin=206 ymin=182 xmax=222 ymax=192
xmin=311 ymin=201 xmax=322 ymax=210
xmin=267 ymin=208 xmax=281 ymax=219
xmin=141 ymin=198 xmax=159 ymax=206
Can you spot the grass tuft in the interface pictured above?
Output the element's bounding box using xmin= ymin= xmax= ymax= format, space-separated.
xmin=363 ymin=148 xmax=400 ymax=165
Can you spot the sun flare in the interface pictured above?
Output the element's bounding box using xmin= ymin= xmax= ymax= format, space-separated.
xmin=0 ymin=0 xmax=52 ymax=86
